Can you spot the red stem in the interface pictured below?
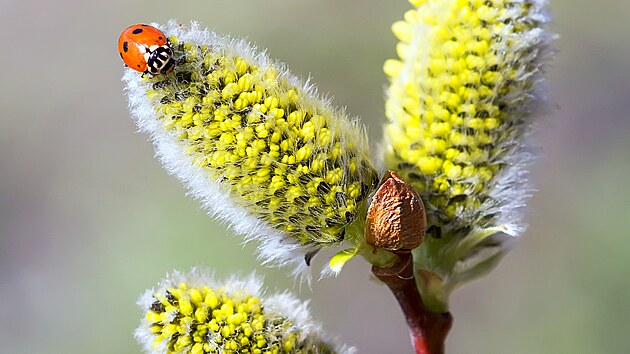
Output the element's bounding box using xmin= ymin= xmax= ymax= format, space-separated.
xmin=372 ymin=252 xmax=452 ymax=354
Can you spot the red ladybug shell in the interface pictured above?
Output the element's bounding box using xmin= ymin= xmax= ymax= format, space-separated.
xmin=118 ymin=24 xmax=173 ymax=75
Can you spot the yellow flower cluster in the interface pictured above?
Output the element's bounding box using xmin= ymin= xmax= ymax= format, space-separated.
xmin=141 ymin=279 xmax=336 ymax=353
xmin=383 ymin=0 xmax=550 ymax=310
xmin=145 ymin=38 xmax=378 ymax=246
xmin=384 ymin=0 xmax=545 ymax=235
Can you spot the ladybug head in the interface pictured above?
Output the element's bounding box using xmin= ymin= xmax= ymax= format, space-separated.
xmin=146 ymin=45 xmax=175 ymax=76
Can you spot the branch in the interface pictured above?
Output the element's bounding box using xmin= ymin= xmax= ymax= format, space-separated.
xmin=372 ymin=252 xmax=452 ymax=354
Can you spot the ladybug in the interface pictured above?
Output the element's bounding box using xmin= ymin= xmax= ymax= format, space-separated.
xmin=118 ymin=24 xmax=175 ymax=76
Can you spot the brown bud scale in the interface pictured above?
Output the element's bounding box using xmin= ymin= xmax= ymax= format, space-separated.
xmin=365 ymin=170 xmax=426 ymax=251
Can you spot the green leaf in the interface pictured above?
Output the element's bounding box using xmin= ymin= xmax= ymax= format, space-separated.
xmin=328 ymin=247 xmax=359 ymax=274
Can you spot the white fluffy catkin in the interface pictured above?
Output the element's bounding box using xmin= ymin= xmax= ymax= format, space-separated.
xmin=123 ymin=21 xmax=379 ymax=281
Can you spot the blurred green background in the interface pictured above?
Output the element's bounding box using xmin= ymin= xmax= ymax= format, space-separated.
xmin=1 ymin=0 xmax=628 ymax=353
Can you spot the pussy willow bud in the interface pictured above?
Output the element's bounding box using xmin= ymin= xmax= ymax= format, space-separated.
xmin=365 ymin=171 xmax=426 ymax=251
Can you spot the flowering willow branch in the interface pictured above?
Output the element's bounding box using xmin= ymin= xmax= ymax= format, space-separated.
xmin=121 ymin=0 xmax=555 ymax=349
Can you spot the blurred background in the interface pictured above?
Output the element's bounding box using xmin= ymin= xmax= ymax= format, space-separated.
xmin=1 ymin=0 xmax=628 ymax=353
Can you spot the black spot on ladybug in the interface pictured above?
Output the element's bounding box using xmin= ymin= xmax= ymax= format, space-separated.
xmin=119 ymin=52 xmax=123 ymax=59
xmin=123 ymin=41 xmax=129 ymax=52
xmin=137 ymin=64 xmax=141 ymax=68
xmin=159 ymin=36 xmax=163 ymax=40
xmin=132 ymin=28 xmax=143 ymax=34
xmin=141 ymin=24 xmax=148 ymax=26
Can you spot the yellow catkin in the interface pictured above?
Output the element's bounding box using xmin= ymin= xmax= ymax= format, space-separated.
xmin=383 ymin=0 xmax=550 ymax=311
xmin=139 ymin=273 xmax=339 ymax=354
xmin=384 ymin=0 xmax=546 ymax=235
xmin=144 ymin=38 xmax=378 ymax=246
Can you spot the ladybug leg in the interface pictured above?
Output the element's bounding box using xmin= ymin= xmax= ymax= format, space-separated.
xmin=142 ymin=70 xmax=156 ymax=79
